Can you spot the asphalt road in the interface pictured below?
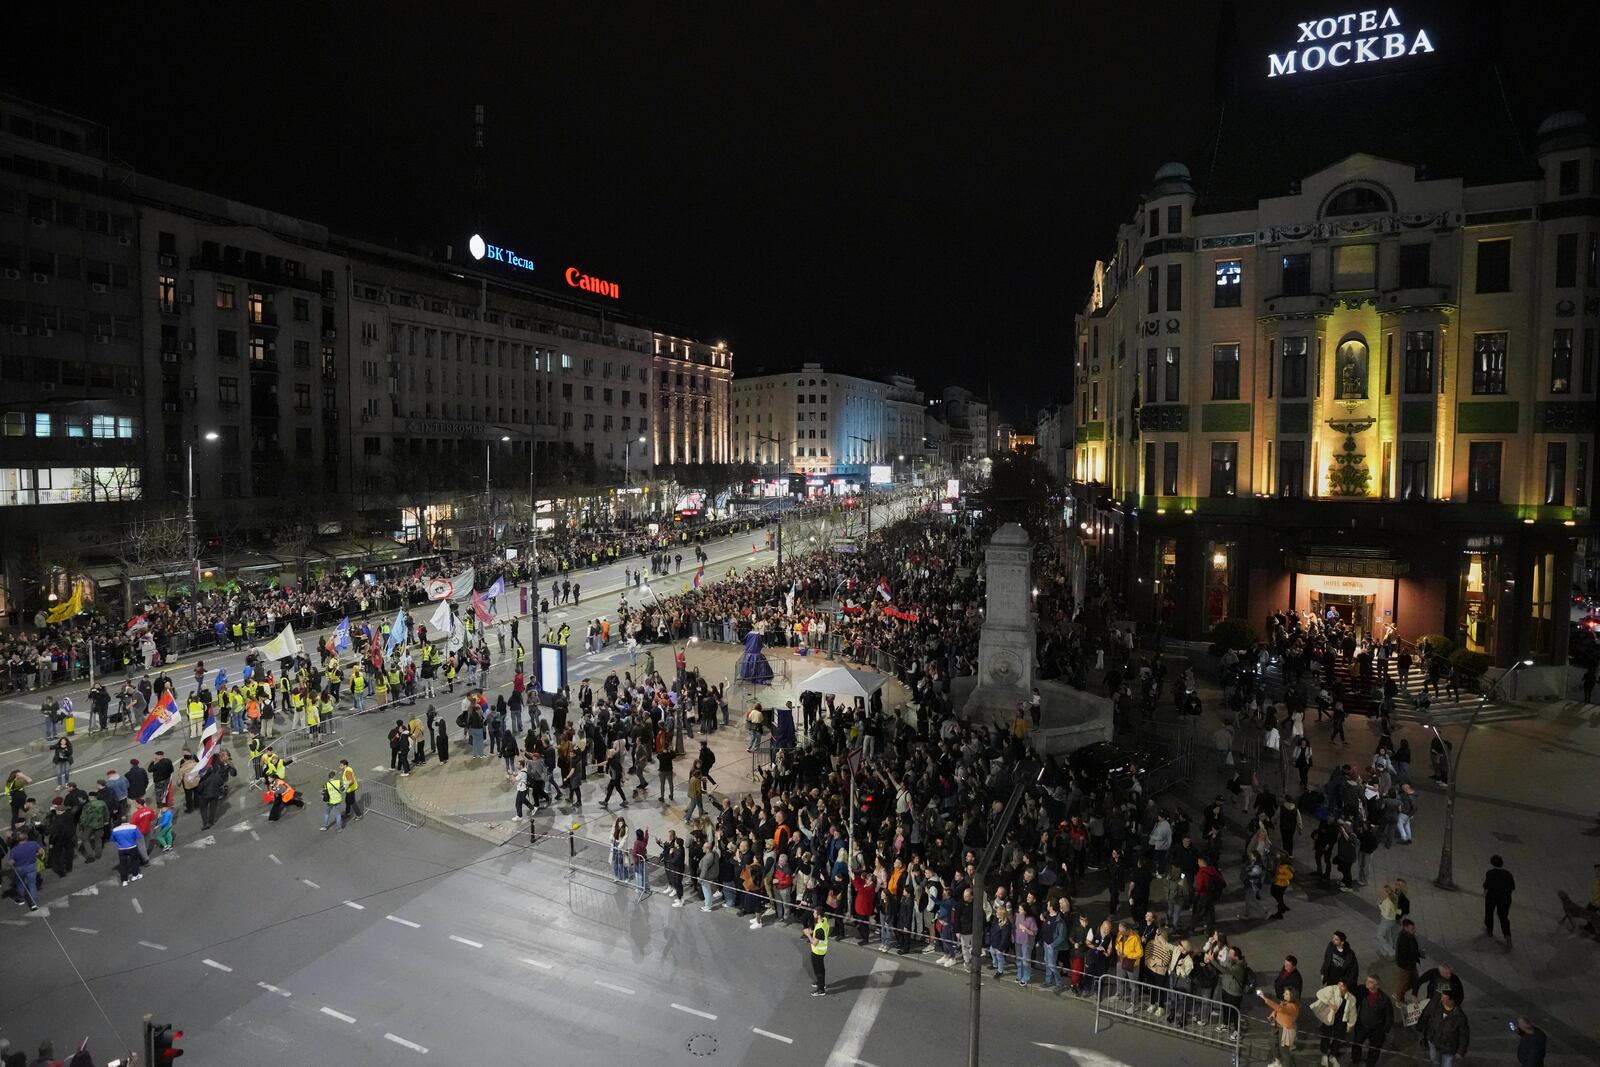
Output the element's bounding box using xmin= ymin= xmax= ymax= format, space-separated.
xmin=2 ymin=796 xmax=1233 ymax=1067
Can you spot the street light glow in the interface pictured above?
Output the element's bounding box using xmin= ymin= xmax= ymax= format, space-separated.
xmin=203 ymin=431 xmax=219 ymax=441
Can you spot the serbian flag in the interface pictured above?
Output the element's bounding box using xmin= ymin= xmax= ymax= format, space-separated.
xmin=413 ymin=562 xmax=425 ymax=580
xmin=126 ymin=613 xmax=150 ymax=634
xmin=136 ymin=690 xmax=181 ymax=744
xmin=194 ymin=707 xmax=221 ymax=772
xmin=693 ymin=565 xmax=705 ymax=589
xmin=471 ymin=591 xmax=494 ymax=627
xmin=877 ymin=577 xmax=893 ymax=603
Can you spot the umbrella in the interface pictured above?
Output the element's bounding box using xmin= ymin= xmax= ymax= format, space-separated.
xmin=799 ymin=665 xmax=888 ymax=700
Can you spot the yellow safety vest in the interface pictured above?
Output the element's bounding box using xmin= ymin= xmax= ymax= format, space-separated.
xmin=811 ymin=917 xmax=829 ymax=956
xmin=342 ymin=769 xmax=359 ymax=794
xmin=324 ymin=780 xmax=343 ymax=804
xmin=187 ymin=699 xmax=204 ymax=721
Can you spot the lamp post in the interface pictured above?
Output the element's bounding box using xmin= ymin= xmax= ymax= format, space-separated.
xmin=624 ymin=434 xmax=647 ymax=526
xmin=185 ymin=430 xmax=219 ymax=621
xmin=849 ymin=435 xmax=875 ymax=537
xmin=643 ymin=581 xmax=688 ymax=755
xmin=967 ymin=759 xmax=1043 ymax=1067
xmin=484 ymin=435 xmax=509 ymax=544
xmin=1431 ymin=656 xmax=1534 ymax=890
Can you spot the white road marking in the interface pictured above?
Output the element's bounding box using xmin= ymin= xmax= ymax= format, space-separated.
xmin=301 ymin=879 xmax=321 ymax=889
xmin=0 ymin=919 xmax=26 ymax=927
xmin=752 ymin=1028 xmax=794 ymax=1045
xmin=267 ymin=854 xmax=282 ymax=865
xmin=202 ymin=958 xmax=233 ymax=972
xmin=449 ymin=935 xmax=484 ymax=948
xmin=188 ymin=835 xmax=217 ymax=849
xmin=593 ymin=980 xmax=636 ymax=996
xmin=130 ymin=897 xmax=142 ymax=914
xmin=139 ymin=940 xmax=168 ymax=951
xmin=1032 ymin=1044 xmax=1136 ymax=1067
xmin=384 ymin=1033 xmax=429 ymax=1054
xmin=250 ymin=830 xmax=261 ymax=841
xmin=823 ymin=958 xmax=897 ymax=1067
xmin=342 ymin=900 xmax=365 ymax=910
xmin=386 ymin=914 xmax=421 ymax=928
xmin=257 ymin=982 xmax=291 ymax=997
xmin=320 ymin=1006 xmax=356 ymax=1024
xmin=71 ymin=886 xmax=99 ymax=897
xmin=371 ymin=766 xmax=387 ymax=773
xmin=672 ymin=1004 xmax=717 ymax=1021
xmin=69 ymin=927 xmax=98 ymax=935
xmin=519 ymin=957 xmax=552 ymax=970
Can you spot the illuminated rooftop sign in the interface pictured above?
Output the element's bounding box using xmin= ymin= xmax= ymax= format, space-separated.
xmin=565 ymin=265 xmax=620 ymax=300
xmin=467 ymin=233 xmax=534 ymax=273
xmin=1267 ymin=8 xmax=1434 ymax=78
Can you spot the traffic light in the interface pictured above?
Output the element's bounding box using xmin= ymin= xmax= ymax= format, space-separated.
xmin=145 ymin=1021 xmax=184 ymax=1061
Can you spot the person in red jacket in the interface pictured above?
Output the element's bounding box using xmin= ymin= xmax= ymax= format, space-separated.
xmin=852 ymin=870 xmax=877 ymax=945
xmin=129 ymin=800 xmax=157 ymax=859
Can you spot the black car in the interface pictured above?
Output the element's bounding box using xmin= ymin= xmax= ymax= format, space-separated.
xmin=1068 ymin=739 xmax=1177 ymax=794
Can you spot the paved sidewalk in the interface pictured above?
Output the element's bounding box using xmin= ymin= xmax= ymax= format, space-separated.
xmin=395 ymin=639 xmax=912 ymax=851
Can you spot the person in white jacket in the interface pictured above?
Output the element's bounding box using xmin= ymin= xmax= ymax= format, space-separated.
xmin=1312 ymin=980 xmax=1358 ymax=1066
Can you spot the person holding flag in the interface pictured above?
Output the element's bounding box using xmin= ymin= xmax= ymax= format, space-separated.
xmin=136 ymin=690 xmax=182 ymax=745
xmin=333 ymin=616 xmax=352 ymax=654
xmin=694 ymin=564 xmax=706 ymax=589
xmin=385 ymin=606 xmax=408 ymax=657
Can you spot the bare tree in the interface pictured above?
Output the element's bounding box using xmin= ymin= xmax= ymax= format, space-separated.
xmin=118 ymin=508 xmax=188 ymax=609
xmin=269 ymin=517 xmax=320 ymax=583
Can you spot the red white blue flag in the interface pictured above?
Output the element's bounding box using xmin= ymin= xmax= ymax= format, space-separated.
xmin=136 ymin=690 xmax=181 ymax=744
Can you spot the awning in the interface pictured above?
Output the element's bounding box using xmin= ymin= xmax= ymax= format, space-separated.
xmin=799 ymin=665 xmax=889 ymax=699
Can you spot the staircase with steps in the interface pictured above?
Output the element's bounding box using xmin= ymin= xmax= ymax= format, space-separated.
xmin=1249 ymin=652 xmax=1534 ymax=728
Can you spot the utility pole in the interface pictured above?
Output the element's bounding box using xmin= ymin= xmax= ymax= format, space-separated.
xmin=1433 ymin=657 xmax=1532 ymax=889
xmin=968 ymin=759 xmax=1042 ymax=1067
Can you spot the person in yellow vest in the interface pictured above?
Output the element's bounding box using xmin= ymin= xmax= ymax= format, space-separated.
xmin=305 ymin=694 xmax=321 ymax=738
xmin=325 ymin=661 xmax=343 ymax=701
xmin=339 ymin=758 xmax=363 ymax=820
xmin=247 ymin=734 xmax=266 ymax=780
xmin=445 ymin=658 xmax=458 ymax=693
xmin=350 ymin=667 xmax=368 ymax=711
xmin=230 ymin=620 xmax=244 ymax=650
xmin=805 ymin=912 xmax=830 ymax=996
xmin=319 ymin=771 xmax=345 ymax=831
xmin=513 ymin=641 xmax=526 ymax=673
xmin=373 ymin=668 xmax=390 ymax=709
xmin=186 ymin=693 xmax=206 ymax=738
xmin=288 ymin=687 xmax=306 ymax=731
xmin=318 ymin=693 xmax=335 ymax=737
xmin=386 ymin=664 xmax=402 ymax=703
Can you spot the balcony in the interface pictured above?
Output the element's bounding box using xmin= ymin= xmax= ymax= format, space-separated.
xmin=1258 ymin=292 xmax=1332 ymax=322
xmin=248 ymin=310 xmax=280 ymax=330
xmin=1377 ymin=284 xmax=1457 ymax=315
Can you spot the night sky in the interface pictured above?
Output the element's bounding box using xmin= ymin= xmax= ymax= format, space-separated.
xmin=7 ymin=3 xmax=1594 ymax=421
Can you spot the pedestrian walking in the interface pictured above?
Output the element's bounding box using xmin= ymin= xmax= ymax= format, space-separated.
xmin=320 ymin=771 xmax=344 ymax=831
xmin=339 ymin=760 xmax=364 ymax=820
xmin=1416 ymin=993 xmax=1470 ymax=1067
xmin=1482 ymin=854 xmax=1515 ymax=946
xmin=1347 ymin=976 xmax=1395 ymax=1066
xmin=1310 ymin=979 xmax=1356 ymax=1066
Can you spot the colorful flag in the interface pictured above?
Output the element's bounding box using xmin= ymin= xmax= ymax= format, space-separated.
xmin=136 ymin=690 xmax=181 ymax=744
xmin=126 ymin=613 xmax=150 ymax=633
xmin=486 ymin=576 xmax=506 ymax=598
xmin=46 ymin=588 xmax=82 ymax=624
xmin=428 ymin=599 xmax=453 ymax=635
xmin=194 ymin=707 xmax=221 ymax=772
xmin=413 ymin=561 xmax=425 ymax=580
xmin=448 ymin=566 xmax=476 ymax=601
xmin=877 ymin=576 xmax=893 ymax=603
xmin=693 ymin=565 xmax=705 ymax=588
xmin=385 ymin=607 xmax=408 ymax=655
xmin=333 ymin=616 xmax=352 ymax=652
xmin=471 ymin=592 xmax=494 ymax=627
xmin=447 ymin=614 xmax=465 ymax=653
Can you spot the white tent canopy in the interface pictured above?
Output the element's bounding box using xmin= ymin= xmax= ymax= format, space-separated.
xmin=799 ymin=665 xmax=888 ymax=700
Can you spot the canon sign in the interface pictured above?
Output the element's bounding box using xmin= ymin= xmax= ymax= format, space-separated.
xmin=1267 ymin=8 xmax=1435 ymax=78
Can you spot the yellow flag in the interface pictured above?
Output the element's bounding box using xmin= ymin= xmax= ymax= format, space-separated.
xmin=46 ymin=588 xmax=82 ymax=624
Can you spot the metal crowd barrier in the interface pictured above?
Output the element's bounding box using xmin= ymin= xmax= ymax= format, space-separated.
xmin=1090 ymin=972 xmax=1242 ymax=1065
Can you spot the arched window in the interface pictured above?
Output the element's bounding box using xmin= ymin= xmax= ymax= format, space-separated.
xmin=1335 ymin=334 xmax=1369 ymax=399
xmin=1323 ymin=185 xmax=1390 ymax=217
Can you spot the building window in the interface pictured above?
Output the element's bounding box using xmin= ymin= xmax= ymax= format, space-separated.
xmin=1211 ymin=344 xmax=1240 ymax=400
xmin=218 ymin=376 xmax=240 ymax=405
xmin=1166 ymin=204 xmax=1182 ymax=235
xmin=249 ymin=337 xmax=268 ymax=363
xmin=247 ymin=291 xmax=265 ymax=324
xmin=1558 ymin=159 xmax=1580 ymax=195
xmin=293 ymin=297 xmax=309 ymax=322
xmin=294 ymin=339 xmax=311 ymax=366
xmin=1555 ymin=233 xmax=1579 ymax=288
xmin=1165 ymin=263 xmax=1182 ymax=312
xmin=1144 ymin=348 xmax=1158 ymax=403
xmin=217 ymin=330 xmax=238 ymax=360
xmin=215 ymin=283 xmax=236 ymax=310
xmin=1471 ymin=332 xmax=1508 ymax=394
xmin=1403 ymin=331 xmax=1434 ymax=393
xmin=1214 ymin=259 xmax=1242 ymax=308
xmin=1161 ymin=442 xmax=1179 ymax=496
xmin=1148 ymin=209 xmax=1159 ymax=237
xmin=1576 ymin=442 xmax=1589 ymax=507
xmin=1334 ymin=336 xmax=1369 ymax=399
xmin=1209 ymin=441 xmax=1238 ymax=497
xmin=158 ymin=275 xmax=176 ymax=312
xmin=1143 ymin=442 xmax=1157 ymax=496
xmin=1586 ymin=328 xmax=1598 ymax=395
xmin=1551 ymin=328 xmax=1574 ymax=394
xmin=1278 ymin=440 xmax=1305 ymax=498
xmin=1204 ymin=542 xmax=1235 ymax=632
xmin=1467 ymin=441 xmax=1502 ymax=502
xmin=1281 ymin=253 xmax=1311 ymax=296
xmin=1147 ymin=266 xmax=1159 ymax=315
xmin=1163 ymin=347 xmax=1180 ymax=402
xmin=1397 ymin=243 xmax=1431 ymax=288
xmin=1399 ymin=440 xmax=1430 ymax=500
xmin=1281 ymin=336 xmax=1308 ymax=397
xmin=1332 ymin=243 xmax=1376 ymax=291
xmin=1475 ymin=238 xmax=1511 ymax=294
xmin=294 ymin=383 xmax=312 ymax=410
xmin=1545 ymin=441 xmax=1567 ymax=506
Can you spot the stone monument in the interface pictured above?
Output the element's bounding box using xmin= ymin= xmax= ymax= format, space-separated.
xmin=955 ymin=522 xmax=1115 ymax=754
xmin=963 ymin=523 xmax=1036 ymax=721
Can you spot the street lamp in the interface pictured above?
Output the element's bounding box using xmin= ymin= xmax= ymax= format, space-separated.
xmin=1431 ymin=655 xmax=1534 ymax=890
xmin=484 ymin=435 xmax=510 ymax=543
xmin=186 ymin=430 xmax=219 ymax=621
xmin=642 ymin=581 xmax=689 ymax=755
